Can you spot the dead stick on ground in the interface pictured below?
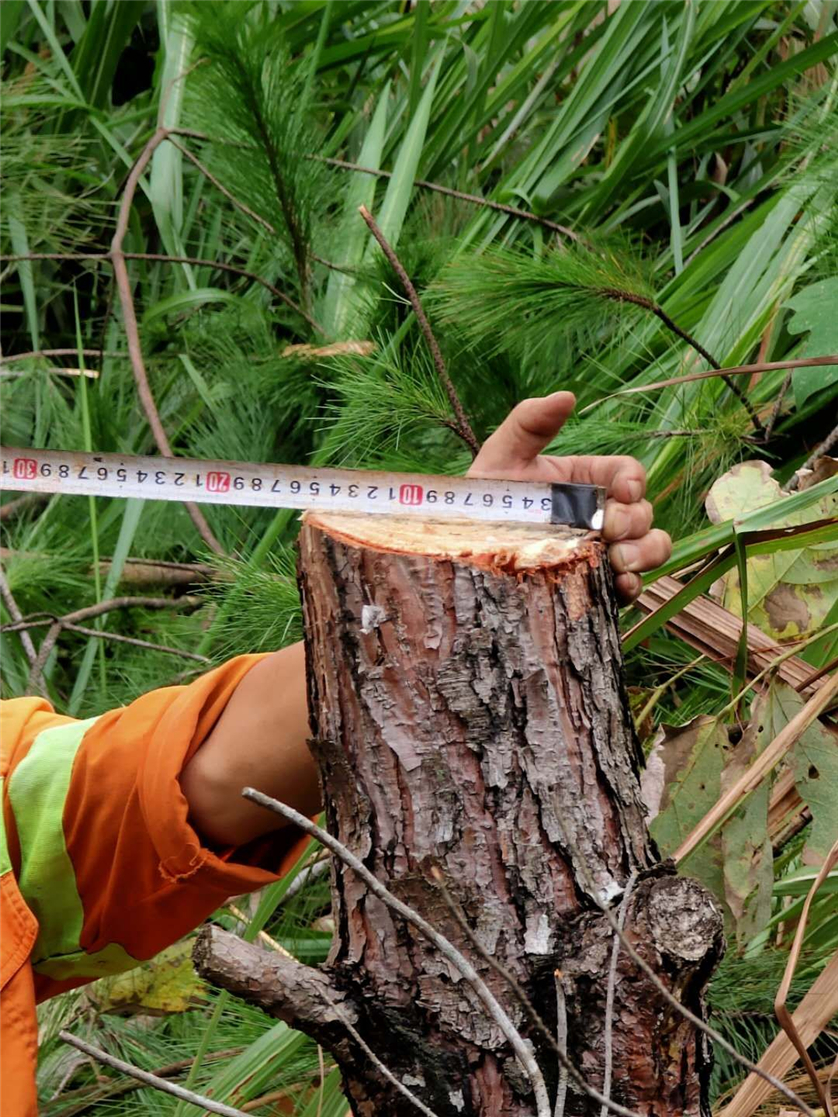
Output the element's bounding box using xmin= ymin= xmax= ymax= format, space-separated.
xmin=23 ymin=596 xmax=199 ymax=695
xmin=61 ymin=623 xmax=210 ymax=662
xmin=786 ymin=419 xmax=838 ymax=492
xmin=242 ymin=786 xmax=645 ymax=1117
xmin=0 ymin=570 xmax=37 ymax=666
xmin=0 ymin=349 xmax=125 ymax=365
xmin=358 ymin=204 xmax=480 ymax=458
xmin=58 ymin=1033 xmax=249 ymax=1117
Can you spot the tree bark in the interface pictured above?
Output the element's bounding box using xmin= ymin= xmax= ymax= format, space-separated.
xmin=197 ymin=512 xmax=724 ymax=1116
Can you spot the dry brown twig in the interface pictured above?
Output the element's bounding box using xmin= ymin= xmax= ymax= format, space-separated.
xmin=109 ymin=126 xmax=224 ymax=555
xmin=773 ymin=839 xmax=838 ymax=1117
xmin=16 ymin=595 xmax=200 ymax=695
xmin=58 ymin=1033 xmax=249 ymax=1117
xmin=599 ymin=289 xmax=766 ymax=436
xmin=581 ymin=355 xmax=838 ymax=409
xmin=786 ymin=419 xmax=838 ymax=492
xmin=358 ymin=204 xmax=480 ymax=458
xmin=0 ymin=569 xmax=37 ymax=666
xmin=0 ymin=253 xmax=315 ymax=325
xmin=315 ymin=155 xmax=582 ymax=242
xmin=242 ymin=786 xmax=645 ymax=1117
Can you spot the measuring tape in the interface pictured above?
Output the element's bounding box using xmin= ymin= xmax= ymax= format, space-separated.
xmin=0 ymin=447 xmax=605 ymax=530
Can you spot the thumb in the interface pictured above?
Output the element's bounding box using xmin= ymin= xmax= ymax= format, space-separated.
xmin=471 ymin=392 xmax=576 ymax=472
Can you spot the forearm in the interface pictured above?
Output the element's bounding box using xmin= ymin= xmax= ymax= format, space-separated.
xmin=179 ymin=643 xmax=320 ymax=848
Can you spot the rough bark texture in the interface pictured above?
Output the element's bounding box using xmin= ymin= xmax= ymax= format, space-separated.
xmin=201 ymin=513 xmax=724 ymax=1116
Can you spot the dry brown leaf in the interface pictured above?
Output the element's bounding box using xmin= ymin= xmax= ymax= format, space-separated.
xmin=281 ymin=340 xmax=376 ymax=361
xmin=634 ymin=576 xmax=825 ymax=695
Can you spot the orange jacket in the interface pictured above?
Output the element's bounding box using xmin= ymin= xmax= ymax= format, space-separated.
xmin=1 ymin=656 xmax=307 ymax=1116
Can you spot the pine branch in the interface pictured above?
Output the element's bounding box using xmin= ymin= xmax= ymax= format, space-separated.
xmin=358 ymin=205 xmax=480 ymax=458
xmin=598 ymin=290 xmax=766 ymax=437
xmin=314 ymin=156 xmax=583 ymax=242
xmin=0 ymin=251 xmax=319 ymax=331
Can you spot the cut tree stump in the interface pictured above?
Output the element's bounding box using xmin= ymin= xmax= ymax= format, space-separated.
xmin=195 ymin=512 xmax=724 ymax=1117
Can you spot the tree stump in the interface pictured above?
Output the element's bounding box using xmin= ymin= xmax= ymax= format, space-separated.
xmin=195 ymin=512 xmax=724 ymax=1117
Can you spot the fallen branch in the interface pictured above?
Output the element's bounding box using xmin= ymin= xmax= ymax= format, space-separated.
xmin=773 ymin=839 xmax=838 ymax=1117
xmin=193 ymin=924 xmax=357 ymax=1047
xmin=786 ymin=420 xmax=838 ymax=492
xmin=60 ymin=623 xmax=210 ymax=662
xmin=0 ymin=348 xmax=125 ymax=365
xmin=20 ymin=595 xmax=199 ymax=695
xmin=358 ymin=204 xmax=480 ymax=458
xmin=58 ymin=1032 xmax=249 ymax=1117
xmin=674 ymin=672 xmax=838 ymax=864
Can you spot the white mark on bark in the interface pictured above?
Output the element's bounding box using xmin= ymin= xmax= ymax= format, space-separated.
xmin=597 ymin=879 xmax=623 ymax=905
xmin=361 ymin=603 xmax=388 ymax=633
xmin=525 ymin=912 xmax=552 ymax=954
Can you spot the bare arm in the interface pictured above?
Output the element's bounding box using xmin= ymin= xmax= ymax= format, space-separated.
xmin=179 ymin=642 xmax=320 ymax=847
xmin=181 ymin=393 xmax=672 ymax=848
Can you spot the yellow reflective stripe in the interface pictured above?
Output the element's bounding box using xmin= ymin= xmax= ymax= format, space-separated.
xmin=8 ymin=718 xmax=98 ymax=966
xmin=0 ymin=776 xmax=11 ymax=878
xmin=7 ymin=717 xmax=142 ymax=980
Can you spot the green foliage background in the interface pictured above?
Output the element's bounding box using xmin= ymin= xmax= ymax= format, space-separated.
xmin=1 ymin=1 xmax=837 ymax=1112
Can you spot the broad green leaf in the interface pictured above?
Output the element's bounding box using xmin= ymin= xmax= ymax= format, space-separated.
xmin=320 ymin=81 xmax=390 ymax=338
xmin=69 ymin=0 xmax=144 ymax=110
xmin=88 ymin=941 xmax=205 ymax=1015
xmin=645 ymin=711 xmax=772 ymax=946
xmin=705 ymin=460 xmax=838 ymax=641
xmin=645 ymin=716 xmax=726 ymax=908
xmin=67 ymin=497 xmax=145 ymax=716
xmin=763 ymin=682 xmax=838 ymax=868
xmin=783 ymin=277 xmax=838 ymax=407
xmin=718 ymin=713 xmax=773 ymax=950
xmin=148 ymin=0 xmax=195 ymax=287
xmin=298 ymin=1068 xmax=346 ymax=1117
xmin=141 ymin=287 xmax=242 ymax=325
xmin=0 ymin=0 xmax=25 ymax=55
xmin=363 ymin=52 xmax=442 ymax=261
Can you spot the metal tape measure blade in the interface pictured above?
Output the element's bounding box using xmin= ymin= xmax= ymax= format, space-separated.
xmin=1 ymin=447 xmax=605 ymax=530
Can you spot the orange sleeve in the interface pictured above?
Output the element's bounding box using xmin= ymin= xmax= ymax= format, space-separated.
xmin=2 ymin=656 xmax=309 ymax=1003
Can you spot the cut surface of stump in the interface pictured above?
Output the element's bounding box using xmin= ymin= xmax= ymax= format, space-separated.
xmin=197 ymin=511 xmax=724 ymax=1117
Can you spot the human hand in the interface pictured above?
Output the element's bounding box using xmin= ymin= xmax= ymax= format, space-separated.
xmin=467 ymin=391 xmax=671 ymax=604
